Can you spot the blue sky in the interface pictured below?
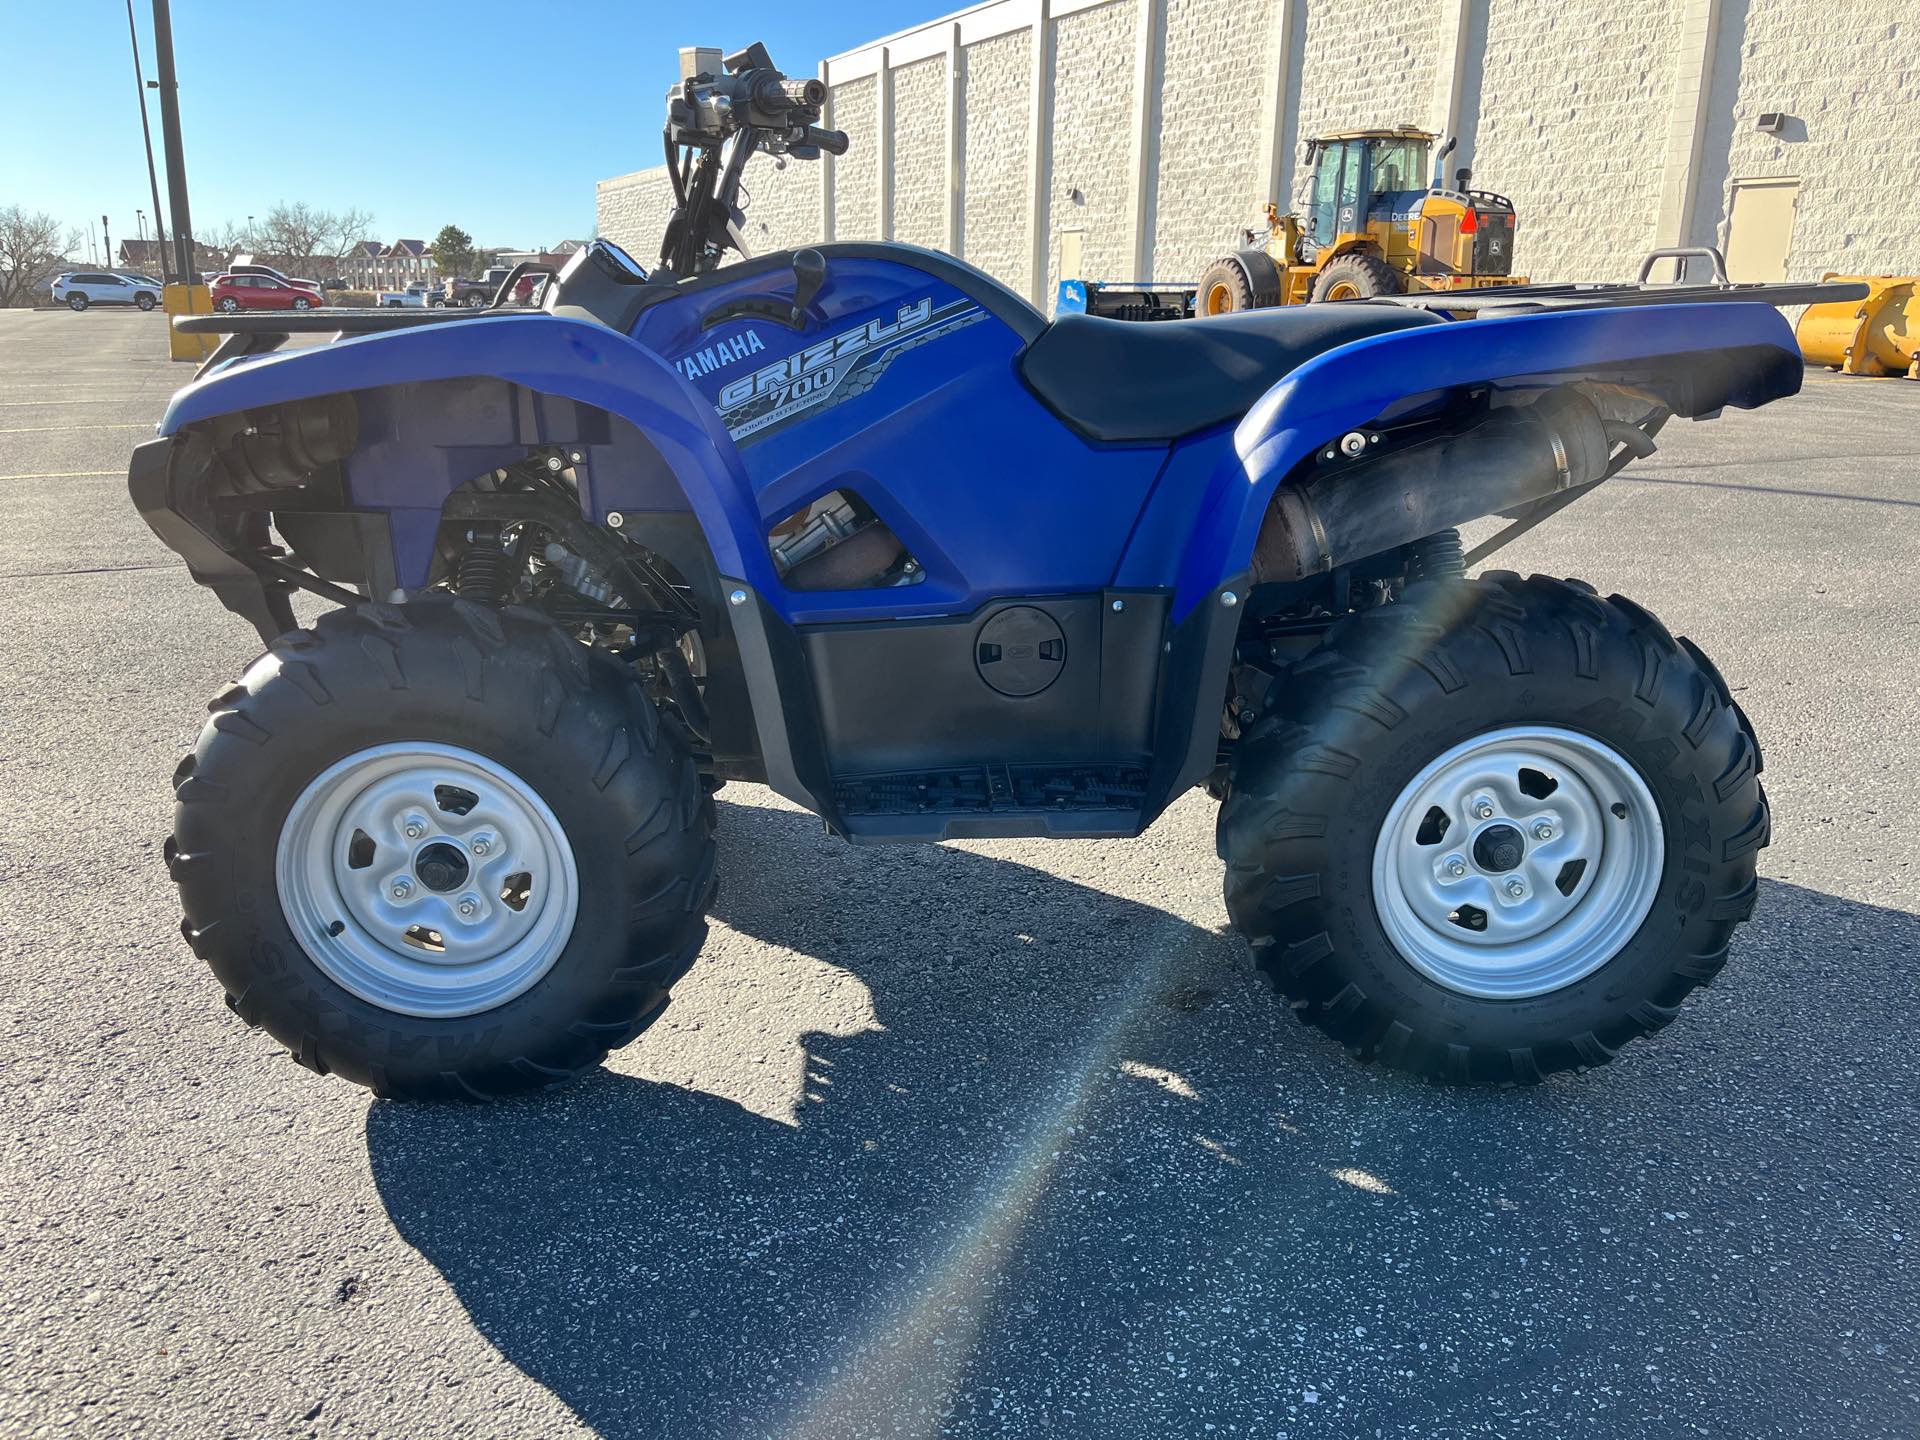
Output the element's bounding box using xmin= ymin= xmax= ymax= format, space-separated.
xmin=5 ymin=1 xmax=950 ymax=259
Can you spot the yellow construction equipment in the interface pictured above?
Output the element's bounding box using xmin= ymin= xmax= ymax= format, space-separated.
xmin=163 ymin=281 xmax=218 ymax=362
xmin=1794 ymin=274 xmax=1920 ymax=379
xmin=1195 ymin=128 xmax=1527 ymax=312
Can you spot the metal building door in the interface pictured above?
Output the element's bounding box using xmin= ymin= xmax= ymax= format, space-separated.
xmin=1724 ymin=178 xmax=1801 ymax=283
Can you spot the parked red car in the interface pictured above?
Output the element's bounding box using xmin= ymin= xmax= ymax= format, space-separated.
xmin=210 ymin=273 xmax=325 ymax=312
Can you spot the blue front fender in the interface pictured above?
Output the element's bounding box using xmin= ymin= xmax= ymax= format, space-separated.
xmin=161 ymin=315 xmax=777 ymax=593
xmin=1173 ymin=301 xmax=1805 ymax=618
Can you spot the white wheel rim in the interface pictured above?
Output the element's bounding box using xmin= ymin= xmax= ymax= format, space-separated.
xmin=1370 ymin=726 xmax=1665 ymax=999
xmin=276 ymin=743 xmax=579 ymax=1018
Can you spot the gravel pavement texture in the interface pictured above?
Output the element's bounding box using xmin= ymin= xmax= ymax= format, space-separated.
xmin=0 ymin=308 xmax=1915 ymax=1438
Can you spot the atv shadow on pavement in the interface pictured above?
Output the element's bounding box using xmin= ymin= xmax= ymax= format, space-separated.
xmin=365 ymin=797 xmax=1920 ymax=1439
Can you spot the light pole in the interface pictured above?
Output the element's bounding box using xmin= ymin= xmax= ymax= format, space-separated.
xmin=102 ymin=215 xmax=112 ymax=269
xmin=151 ymin=0 xmax=195 ymax=283
xmin=126 ymin=0 xmax=170 ymax=283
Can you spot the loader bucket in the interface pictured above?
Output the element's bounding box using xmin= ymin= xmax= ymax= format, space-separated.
xmin=1794 ymin=274 xmax=1920 ymax=379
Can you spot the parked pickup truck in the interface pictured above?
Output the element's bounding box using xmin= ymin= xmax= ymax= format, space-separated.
xmin=442 ymin=267 xmax=514 ymax=308
xmin=377 ymin=284 xmax=439 ymax=309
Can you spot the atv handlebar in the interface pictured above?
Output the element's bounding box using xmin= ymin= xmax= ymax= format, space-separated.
xmin=659 ymin=42 xmax=846 ymax=277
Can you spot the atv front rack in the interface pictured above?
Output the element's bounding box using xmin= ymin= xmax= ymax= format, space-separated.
xmin=174 ymin=306 xmax=542 ymax=376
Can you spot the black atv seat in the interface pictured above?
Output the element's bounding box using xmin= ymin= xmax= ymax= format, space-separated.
xmin=1020 ymin=303 xmax=1445 ymax=443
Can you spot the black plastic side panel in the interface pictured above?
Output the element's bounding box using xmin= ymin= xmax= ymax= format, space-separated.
xmin=798 ymin=591 xmax=1168 ymax=775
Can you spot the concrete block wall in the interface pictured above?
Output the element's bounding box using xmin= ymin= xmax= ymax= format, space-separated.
xmin=1290 ymin=4 xmax=1444 ymax=214
xmin=596 ymin=0 xmax=1919 ymax=298
xmin=1706 ymin=0 xmax=1920 ymax=279
xmin=889 ymin=57 xmax=950 ymax=249
xmin=1046 ymin=0 xmax=1142 ymax=295
xmin=960 ymin=30 xmax=1033 ymax=281
xmin=1149 ymin=0 xmax=1276 ymax=282
xmin=1471 ymin=0 xmax=1685 ymax=282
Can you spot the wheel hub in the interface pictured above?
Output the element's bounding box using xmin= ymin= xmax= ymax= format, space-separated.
xmin=1470 ymin=822 xmax=1526 ymax=874
xmin=412 ymin=841 xmax=470 ymax=893
xmin=275 ymin=743 xmax=579 ymax=1018
xmin=1370 ymin=726 xmax=1665 ymax=999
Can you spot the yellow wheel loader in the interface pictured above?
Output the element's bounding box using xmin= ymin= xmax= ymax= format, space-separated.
xmin=1198 ymin=129 xmax=1526 ymax=311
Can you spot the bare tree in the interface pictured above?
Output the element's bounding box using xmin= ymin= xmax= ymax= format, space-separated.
xmin=0 ymin=206 xmax=77 ymax=308
xmin=253 ymin=202 xmax=379 ymax=271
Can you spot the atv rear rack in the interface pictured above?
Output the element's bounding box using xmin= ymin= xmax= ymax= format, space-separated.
xmin=1383 ymin=249 xmax=1866 ymax=315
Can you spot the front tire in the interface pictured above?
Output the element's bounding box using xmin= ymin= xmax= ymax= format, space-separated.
xmin=1310 ymin=252 xmax=1404 ymax=302
xmin=165 ymin=600 xmax=717 ymax=1099
xmin=1219 ymin=574 xmax=1767 ymax=1083
xmin=292 ymin=296 xmax=312 ymax=310
xmin=136 ymin=292 xmax=157 ymax=311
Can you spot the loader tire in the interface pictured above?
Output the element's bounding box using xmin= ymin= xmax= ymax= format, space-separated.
xmin=1310 ymin=252 xmax=1404 ymax=302
xmin=1198 ymin=258 xmax=1258 ymax=315
xmin=1218 ymin=573 xmax=1768 ymax=1084
xmin=165 ymin=599 xmax=717 ymax=1100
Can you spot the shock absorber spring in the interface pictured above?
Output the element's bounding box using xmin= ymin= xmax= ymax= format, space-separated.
xmin=1405 ymin=528 xmax=1466 ymax=583
xmin=456 ymin=528 xmax=516 ymax=602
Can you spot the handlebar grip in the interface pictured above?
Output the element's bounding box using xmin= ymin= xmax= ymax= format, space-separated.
xmin=778 ymin=77 xmax=827 ymax=108
xmin=801 ymin=125 xmax=849 ymax=156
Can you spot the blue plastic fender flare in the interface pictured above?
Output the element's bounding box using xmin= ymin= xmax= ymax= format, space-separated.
xmin=1172 ymin=301 xmax=1805 ymax=618
xmin=159 ymin=314 xmax=780 ymax=595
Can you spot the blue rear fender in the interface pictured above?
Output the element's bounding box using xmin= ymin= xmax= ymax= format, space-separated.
xmin=159 ymin=314 xmax=778 ymax=593
xmin=1163 ymin=301 xmax=1805 ymax=618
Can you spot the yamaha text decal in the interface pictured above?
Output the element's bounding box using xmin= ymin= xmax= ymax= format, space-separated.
xmin=713 ymin=296 xmax=985 ymax=444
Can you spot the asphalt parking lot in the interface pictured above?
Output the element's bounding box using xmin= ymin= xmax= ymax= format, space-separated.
xmin=1 ymin=306 xmax=1915 ymax=1439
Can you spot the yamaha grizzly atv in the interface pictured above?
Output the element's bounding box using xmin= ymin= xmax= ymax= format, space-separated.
xmin=132 ymin=43 xmax=1858 ymax=1099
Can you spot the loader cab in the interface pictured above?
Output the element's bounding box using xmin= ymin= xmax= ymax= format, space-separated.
xmin=1302 ymin=130 xmax=1434 ymax=262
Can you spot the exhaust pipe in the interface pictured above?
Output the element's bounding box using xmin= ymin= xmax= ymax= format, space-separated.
xmin=1252 ymin=387 xmax=1621 ymax=585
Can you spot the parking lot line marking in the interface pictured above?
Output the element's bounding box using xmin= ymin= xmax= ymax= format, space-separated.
xmin=0 ymin=471 xmax=123 ymax=482
xmin=0 ymin=423 xmax=151 ymax=433
xmin=0 ymin=398 xmax=163 ymax=407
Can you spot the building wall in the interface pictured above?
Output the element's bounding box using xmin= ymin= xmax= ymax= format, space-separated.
xmin=1705 ymin=0 xmax=1919 ymax=277
xmin=1150 ymin=0 xmax=1276 ymax=282
xmin=1289 ymin=3 xmax=1444 ymax=212
xmin=1471 ymin=0 xmax=1684 ymax=282
xmin=1046 ymin=0 xmax=1141 ymax=295
xmin=597 ymin=0 xmax=1920 ymax=300
xmin=889 ymin=56 xmax=950 ymax=249
xmin=959 ymin=28 xmax=1032 ymax=280
xmin=832 ymin=75 xmax=881 ymax=239
xmin=595 ymin=167 xmax=675 ymax=269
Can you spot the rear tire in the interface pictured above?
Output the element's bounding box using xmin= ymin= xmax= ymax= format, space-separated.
xmin=217 ymin=296 xmax=240 ymax=313
xmin=67 ymin=293 xmax=88 ymax=311
xmin=1218 ymin=573 xmax=1768 ymax=1083
xmin=1197 ymin=258 xmax=1258 ymax=316
xmin=1310 ymin=252 xmax=1404 ymax=302
xmin=165 ymin=599 xmax=717 ymax=1100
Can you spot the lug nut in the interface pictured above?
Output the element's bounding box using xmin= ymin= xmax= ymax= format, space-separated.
xmin=1504 ymin=878 xmax=1527 ymax=899
xmin=1471 ymin=796 xmax=1495 ymax=819
xmin=457 ymin=897 xmax=478 ymax=919
xmin=404 ymin=822 xmax=425 ymax=840
xmin=390 ymin=879 xmax=413 ymax=900
xmin=1532 ymin=819 xmax=1555 ymax=841
xmin=1444 ymin=856 xmax=1468 ymax=878
xmin=471 ymin=836 xmax=492 ymax=856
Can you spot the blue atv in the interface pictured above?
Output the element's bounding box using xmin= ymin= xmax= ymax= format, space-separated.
xmin=133 ymin=44 xmax=1855 ymax=1099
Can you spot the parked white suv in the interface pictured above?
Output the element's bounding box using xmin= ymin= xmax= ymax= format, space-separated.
xmin=52 ymin=272 xmax=163 ymax=312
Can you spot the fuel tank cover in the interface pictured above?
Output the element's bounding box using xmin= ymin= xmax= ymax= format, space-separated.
xmin=974 ymin=606 xmax=1067 ymax=697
